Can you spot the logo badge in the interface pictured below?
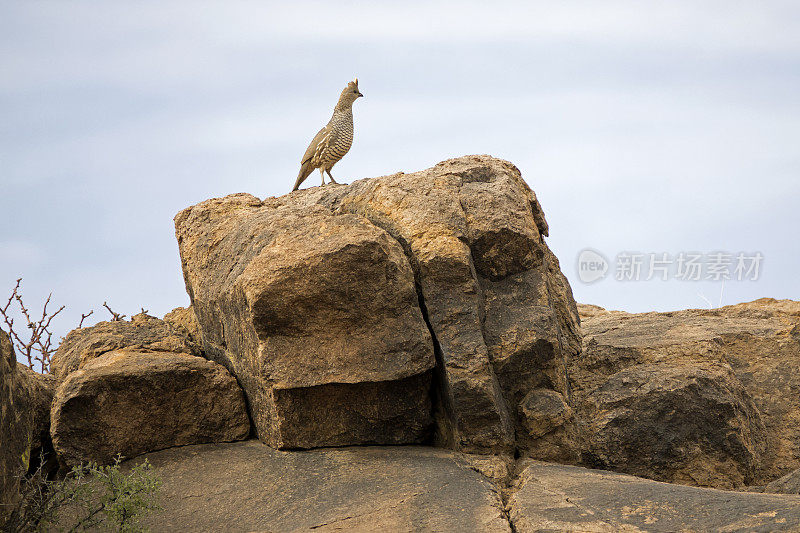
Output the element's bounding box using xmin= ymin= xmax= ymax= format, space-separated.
xmin=577 ymin=249 xmax=609 ymax=283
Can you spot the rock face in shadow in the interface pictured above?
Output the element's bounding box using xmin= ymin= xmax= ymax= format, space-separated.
xmin=50 ymin=351 xmax=250 ymax=466
xmin=175 ymin=155 xmax=580 ymax=455
xmin=572 ymin=299 xmax=800 ymax=488
xmin=135 ymin=441 xmax=510 ymax=533
xmin=0 ymin=331 xmax=55 ymax=524
xmin=1 ymin=331 xmax=27 ymax=521
xmin=509 ymin=461 xmax=800 ymax=532
xmin=50 ymin=312 xmax=202 ymax=381
xmin=579 ymin=363 xmax=765 ymax=489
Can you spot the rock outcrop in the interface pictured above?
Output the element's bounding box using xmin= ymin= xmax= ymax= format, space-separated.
xmin=8 ymin=151 xmax=800 ymax=530
xmin=175 ymin=155 xmax=580 ymax=455
xmin=51 ymin=312 xmax=201 ymax=381
xmin=1 ymin=331 xmax=55 ymax=523
xmin=50 ymin=351 xmax=250 ymax=466
xmin=572 ymin=299 xmax=800 ymax=488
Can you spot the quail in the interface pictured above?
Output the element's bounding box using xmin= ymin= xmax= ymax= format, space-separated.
xmin=293 ymin=79 xmax=363 ymax=191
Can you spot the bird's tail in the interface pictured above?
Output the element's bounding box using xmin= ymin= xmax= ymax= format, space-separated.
xmin=293 ymin=160 xmax=313 ymax=191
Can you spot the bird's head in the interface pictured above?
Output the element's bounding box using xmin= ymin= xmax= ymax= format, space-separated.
xmin=338 ymin=78 xmax=363 ymax=106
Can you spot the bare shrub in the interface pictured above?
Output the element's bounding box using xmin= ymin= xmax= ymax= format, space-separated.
xmin=1 ymin=278 xmax=65 ymax=374
xmin=102 ymin=302 xmax=126 ymax=322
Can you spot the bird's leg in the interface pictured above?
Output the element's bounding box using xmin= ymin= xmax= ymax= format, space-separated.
xmin=319 ymin=167 xmax=326 ymax=186
xmin=326 ymin=169 xmax=338 ymax=184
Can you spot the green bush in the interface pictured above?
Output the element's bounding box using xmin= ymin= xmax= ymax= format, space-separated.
xmin=3 ymin=455 xmax=161 ymax=533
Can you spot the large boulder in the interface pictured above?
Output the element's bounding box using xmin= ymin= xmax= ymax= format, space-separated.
xmin=579 ymin=362 xmax=765 ymax=489
xmin=175 ymin=155 xmax=581 ymax=455
xmin=50 ymin=351 xmax=250 ymax=466
xmin=51 ymin=312 xmax=201 ymax=381
xmin=315 ymin=156 xmax=582 ymax=455
xmin=1 ymin=331 xmax=55 ymax=524
xmin=175 ymin=197 xmax=436 ymax=449
xmin=572 ymin=299 xmax=800 ymax=488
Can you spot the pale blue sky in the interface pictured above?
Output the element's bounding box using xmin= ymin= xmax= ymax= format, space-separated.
xmin=1 ymin=1 xmax=799 ymax=345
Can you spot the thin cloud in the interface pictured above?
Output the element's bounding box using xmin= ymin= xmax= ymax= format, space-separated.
xmin=0 ymin=1 xmax=798 ymax=344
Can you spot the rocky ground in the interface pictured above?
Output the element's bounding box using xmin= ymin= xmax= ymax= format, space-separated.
xmin=3 ymin=156 xmax=800 ymax=531
xmin=134 ymin=440 xmax=800 ymax=532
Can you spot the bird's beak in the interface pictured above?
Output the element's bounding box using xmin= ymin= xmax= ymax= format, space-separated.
xmin=357 ymin=92 xmax=364 ymax=98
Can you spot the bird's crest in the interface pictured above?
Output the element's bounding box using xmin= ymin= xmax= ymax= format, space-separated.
xmin=347 ymin=78 xmax=359 ymax=90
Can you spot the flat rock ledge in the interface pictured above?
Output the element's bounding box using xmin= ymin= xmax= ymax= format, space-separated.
xmin=133 ymin=441 xmax=800 ymax=533
xmin=510 ymin=461 xmax=800 ymax=532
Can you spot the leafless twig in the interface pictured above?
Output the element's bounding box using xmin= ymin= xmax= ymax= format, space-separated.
xmin=1 ymin=278 xmax=65 ymax=374
xmin=78 ymin=310 xmax=94 ymax=328
xmin=102 ymin=302 xmax=126 ymax=321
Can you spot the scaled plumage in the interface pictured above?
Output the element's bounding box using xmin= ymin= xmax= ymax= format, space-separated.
xmin=293 ymin=79 xmax=363 ymax=191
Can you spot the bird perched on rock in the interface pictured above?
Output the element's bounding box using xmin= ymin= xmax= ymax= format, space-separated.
xmin=293 ymin=79 xmax=363 ymax=191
